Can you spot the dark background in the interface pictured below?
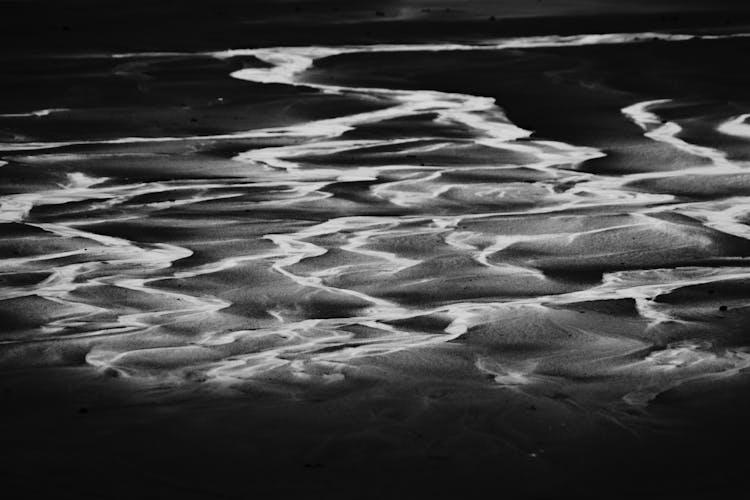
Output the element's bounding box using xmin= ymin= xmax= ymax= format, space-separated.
xmin=3 ymin=0 xmax=750 ymax=53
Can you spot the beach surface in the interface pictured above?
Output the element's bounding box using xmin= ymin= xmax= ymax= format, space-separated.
xmin=3 ymin=1 xmax=750 ymax=498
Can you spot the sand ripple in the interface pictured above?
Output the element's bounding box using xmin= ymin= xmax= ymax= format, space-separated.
xmin=2 ymin=32 xmax=750 ymax=410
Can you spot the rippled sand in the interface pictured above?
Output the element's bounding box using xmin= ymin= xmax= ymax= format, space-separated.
xmin=3 ymin=10 xmax=750 ymax=498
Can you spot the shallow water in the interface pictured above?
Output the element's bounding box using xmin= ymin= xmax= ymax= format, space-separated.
xmin=2 ymin=32 xmax=750 ymax=416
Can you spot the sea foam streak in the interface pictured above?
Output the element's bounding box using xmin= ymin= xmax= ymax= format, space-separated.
xmin=718 ymin=114 xmax=750 ymax=139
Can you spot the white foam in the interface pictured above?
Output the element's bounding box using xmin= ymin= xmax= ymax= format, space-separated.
xmin=622 ymin=99 xmax=734 ymax=168
xmin=0 ymin=108 xmax=69 ymax=118
xmin=718 ymin=114 xmax=750 ymax=139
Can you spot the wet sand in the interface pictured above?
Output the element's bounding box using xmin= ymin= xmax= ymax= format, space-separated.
xmin=3 ymin=1 xmax=750 ymax=499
